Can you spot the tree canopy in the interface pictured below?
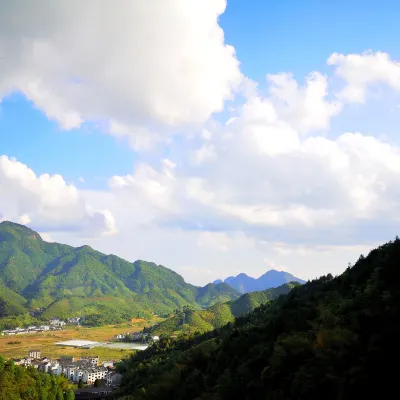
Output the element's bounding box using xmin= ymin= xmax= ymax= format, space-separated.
xmin=116 ymin=238 xmax=400 ymax=400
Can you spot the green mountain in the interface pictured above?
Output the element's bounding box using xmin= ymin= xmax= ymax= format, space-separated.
xmin=117 ymin=238 xmax=400 ymax=400
xmin=148 ymin=282 xmax=299 ymax=335
xmin=0 ymin=221 xmax=240 ymax=324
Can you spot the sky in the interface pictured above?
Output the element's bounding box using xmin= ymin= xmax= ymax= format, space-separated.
xmin=1 ymin=0 xmax=400 ymax=285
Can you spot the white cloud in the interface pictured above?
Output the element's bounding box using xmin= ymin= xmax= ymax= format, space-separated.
xmin=3 ymin=41 xmax=400 ymax=284
xmin=0 ymin=155 xmax=116 ymax=236
xmin=267 ymin=71 xmax=342 ymax=133
xmin=106 ymin=65 xmax=400 ymax=249
xmin=0 ymin=0 xmax=242 ymax=145
xmin=328 ymin=51 xmax=400 ymax=103
xmin=191 ymin=144 xmax=217 ymax=165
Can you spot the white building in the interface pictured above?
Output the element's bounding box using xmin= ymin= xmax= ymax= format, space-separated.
xmin=103 ymin=361 xmax=114 ymax=368
xmin=40 ymin=325 xmax=50 ymax=331
xmin=29 ymin=350 xmax=41 ymax=359
xmin=82 ymin=367 xmax=108 ymax=384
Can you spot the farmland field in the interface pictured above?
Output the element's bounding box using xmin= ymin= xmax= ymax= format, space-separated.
xmin=0 ymin=319 xmax=161 ymax=361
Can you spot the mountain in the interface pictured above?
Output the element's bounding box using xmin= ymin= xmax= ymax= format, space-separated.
xmin=214 ymin=269 xmax=305 ymax=293
xmin=117 ymin=238 xmax=400 ymax=400
xmin=148 ymin=282 xmax=300 ymax=336
xmin=0 ymin=221 xmax=240 ymax=324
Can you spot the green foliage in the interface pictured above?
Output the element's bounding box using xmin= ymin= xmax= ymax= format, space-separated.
xmin=117 ymin=239 xmax=400 ymax=399
xmin=0 ymin=314 xmax=43 ymax=330
xmin=149 ymin=283 xmax=297 ymax=335
xmin=0 ymin=222 xmax=240 ymax=325
xmin=0 ymin=355 xmax=73 ymax=399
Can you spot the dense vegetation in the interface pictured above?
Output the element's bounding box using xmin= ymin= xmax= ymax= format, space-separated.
xmin=148 ymin=283 xmax=299 ymax=336
xmin=216 ymin=271 xmax=305 ymax=293
xmin=117 ymin=238 xmax=400 ymax=399
xmin=0 ymin=356 xmax=74 ymax=399
xmin=0 ymin=222 xmax=240 ymax=324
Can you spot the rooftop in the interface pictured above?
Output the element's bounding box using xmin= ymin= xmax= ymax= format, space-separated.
xmin=55 ymin=340 xmax=99 ymax=347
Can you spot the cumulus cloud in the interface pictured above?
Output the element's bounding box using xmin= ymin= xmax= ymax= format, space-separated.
xmin=267 ymin=71 xmax=342 ymax=133
xmin=0 ymin=155 xmax=116 ymax=236
xmin=328 ymin=51 xmax=400 ymax=103
xmin=0 ymin=0 xmax=241 ymax=143
xmin=106 ymin=63 xmax=400 ymax=248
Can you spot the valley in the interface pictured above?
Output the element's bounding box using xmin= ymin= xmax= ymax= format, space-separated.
xmin=0 ymin=321 xmax=154 ymax=360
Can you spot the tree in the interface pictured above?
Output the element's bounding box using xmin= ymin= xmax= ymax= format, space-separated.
xmin=94 ymin=379 xmax=103 ymax=387
xmin=78 ymin=379 xmax=84 ymax=388
xmin=63 ymin=389 xmax=75 ymax=400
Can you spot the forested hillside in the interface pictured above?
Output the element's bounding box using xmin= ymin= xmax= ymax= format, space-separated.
xmin=0 ymin=221 xmax=240 ymax=325
xmin=0 ymin=356 xmax=74 ymax=399
xmin=148 ymin=282 xmax=299 ymax=335
xmin=117 ymin=238 xmax=400 ymax=400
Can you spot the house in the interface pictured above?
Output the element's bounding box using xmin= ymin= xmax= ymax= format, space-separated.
xmin=49 ymin=362 xmax=62 ymax=375
xmin=20 ymin=357 xmax=32 ymax=366
xmin=50 ymin=318 xmax=66 ymax=327
xmin=102 ymin=361 xmax=114 ymax=368
xmin=106 ymin=371 xmax=122 ymax=388
xmin=38 ymin=361 xmax=52 ymax=373
xmin=67 ymin=317 xmax=81 ymax=325
xmin=82 ymin=366 xmax=108 ymax=384
xmin=29 ymin=350 xmax=41 ymax=359
xmin=79 ymin=356 xmax=99 ymax=366
xmin=60 ymin=355 xmax=75 ymax=363
xmin=39 ymin=325 xmax=50 ymax=331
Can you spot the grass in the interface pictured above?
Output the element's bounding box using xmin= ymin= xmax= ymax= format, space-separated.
xmin=0 ymin=319 xmax=162 ymax=361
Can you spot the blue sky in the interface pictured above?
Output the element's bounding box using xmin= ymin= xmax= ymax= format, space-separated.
xmin=3 ymin=0 xmax=400 ymax=190
xmin=1 ymin=0 xmax=400 ymax=284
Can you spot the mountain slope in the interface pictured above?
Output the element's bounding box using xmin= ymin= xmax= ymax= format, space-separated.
xmin=216 ymin=269 xmax=305 ymax=293
xmin=0 ymin=284 xmax=28 ymax=317
xmin=148 ymin=282 xmax=299 ymax=335
xmin=0 ymin=221 xmax=240 ymax=322
xmin=117 ymin=238 xmax=400 ymax=400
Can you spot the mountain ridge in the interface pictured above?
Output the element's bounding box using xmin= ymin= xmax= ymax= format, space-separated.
xmin=147 ymin=281 xmax=300 ymax=336
xmin=0 ymin=221 xmax=241 ymax=324
xmin=214 ymin=269 xmax=305 ymax=293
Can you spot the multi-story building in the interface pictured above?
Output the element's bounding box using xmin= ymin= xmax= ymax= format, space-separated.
xmin=29 ymin=350 xmax=41 ymax=359
xmin=81 ymin=366 xmax=108 ymax=385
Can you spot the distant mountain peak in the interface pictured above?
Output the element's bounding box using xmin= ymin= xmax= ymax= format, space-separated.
xmin=236 ymin=272 xmax=251 ymax=278
xmin=214 ymin=269 xmax=305 ymax=294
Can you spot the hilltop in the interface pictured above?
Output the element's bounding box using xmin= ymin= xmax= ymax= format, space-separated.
xmin=148 ymin=282 xmax=300 ymax=336
xmin=0 ymin=221 xmax=240 ymax=325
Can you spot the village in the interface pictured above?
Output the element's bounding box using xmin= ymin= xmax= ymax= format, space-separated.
xmin=13 ymin=349 xmax=122 ymax=388
xmin=1 ymin=317 xmax=81 ymax=336
xmin=115 ymin=331 xmax=159 ymax=343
